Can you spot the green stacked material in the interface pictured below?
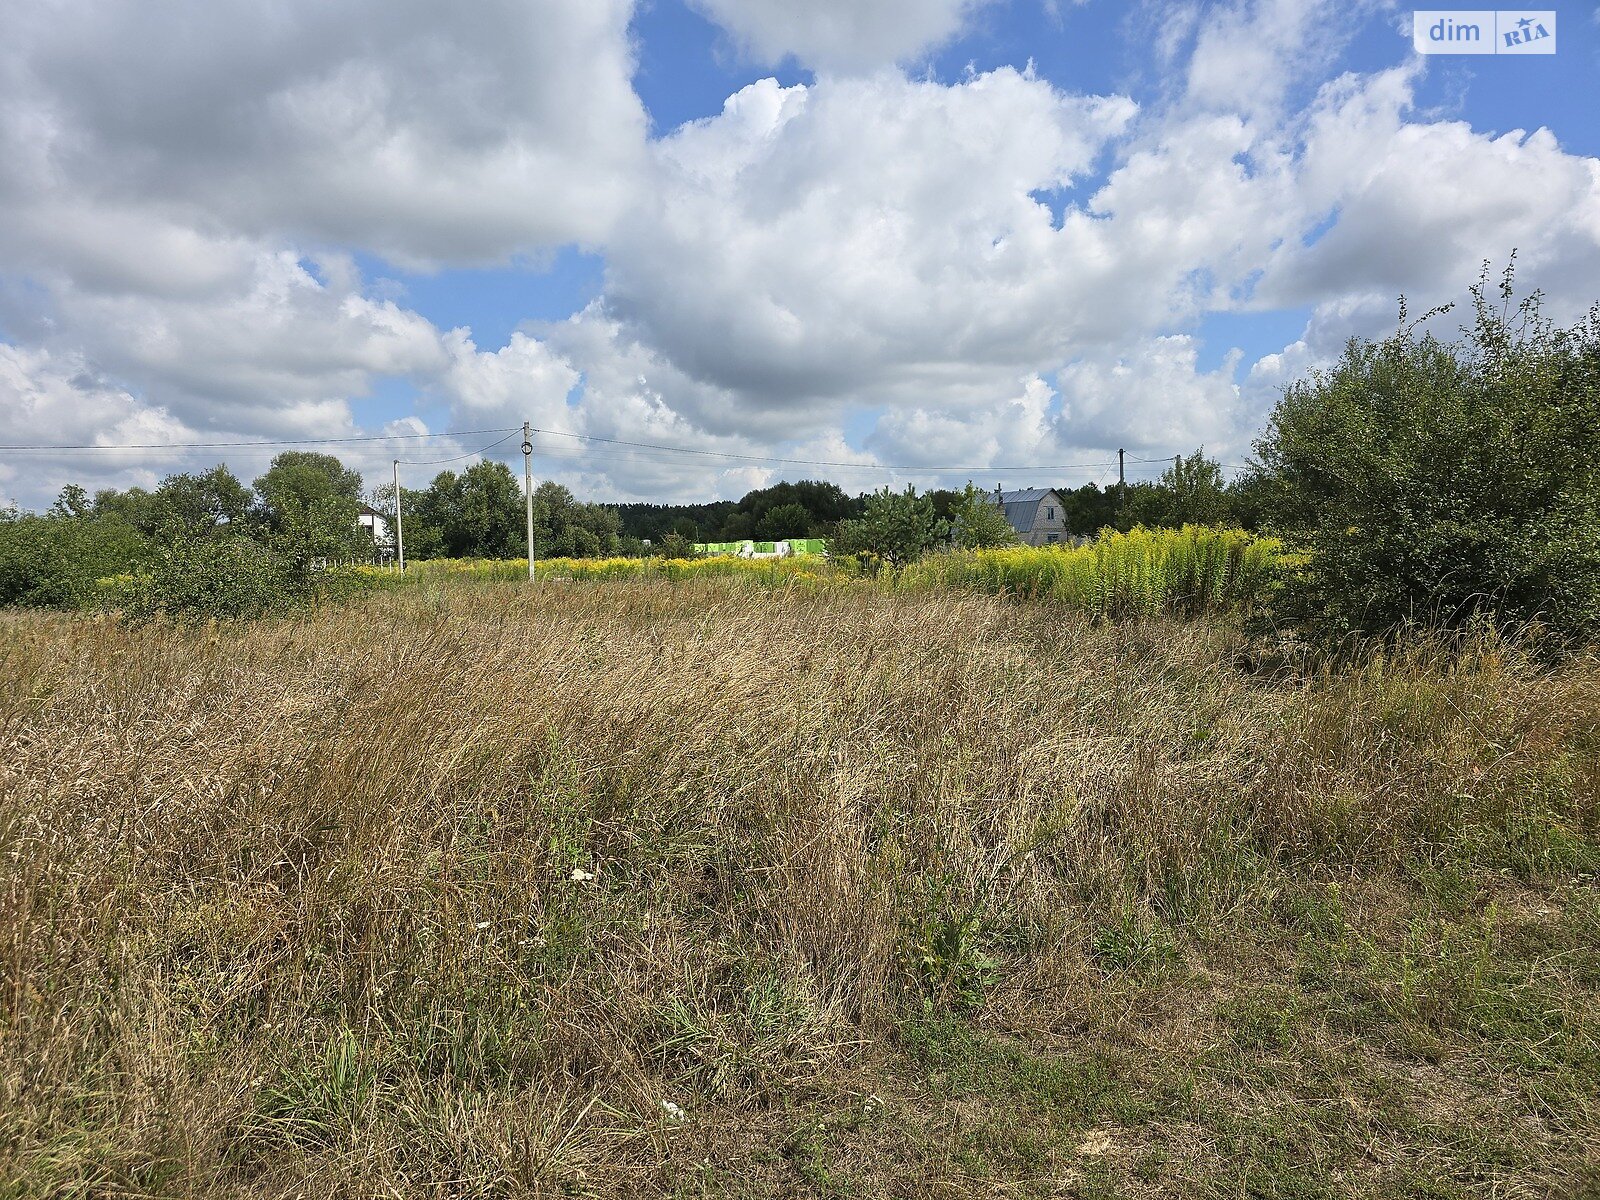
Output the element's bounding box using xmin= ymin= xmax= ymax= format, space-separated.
xmin=693 ymin=541 xmax=751 ymax=557
xmin=689 ymin=538 xmax=829 ymax=558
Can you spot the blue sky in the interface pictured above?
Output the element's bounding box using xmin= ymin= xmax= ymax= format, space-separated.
xmin=3 ymin=0 xmax=1598 ymax=506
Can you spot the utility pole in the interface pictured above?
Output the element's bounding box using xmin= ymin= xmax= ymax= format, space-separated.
xmin=392 ymin=459 xmax=406 ymax=573
xmin=1116 ymin=448 xmax=1127 ymax=526
xmin=522 ymin=422 xmax=535 ymax=582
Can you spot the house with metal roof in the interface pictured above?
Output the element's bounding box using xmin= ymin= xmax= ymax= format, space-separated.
xmin=992 ymin=487 xmax=1071 ymax=546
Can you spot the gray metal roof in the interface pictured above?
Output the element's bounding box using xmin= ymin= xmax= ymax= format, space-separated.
xmin=997 ymin=488 xmax=1056 ymax=502
xmin=991 ymin=487 xmax=1061 ymax=535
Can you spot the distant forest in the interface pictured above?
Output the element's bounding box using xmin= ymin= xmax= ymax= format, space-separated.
xmin=613 ymin=480 xmax=861 ymax=544
xmin=614 ymin=465 xmax=1261 ymax=544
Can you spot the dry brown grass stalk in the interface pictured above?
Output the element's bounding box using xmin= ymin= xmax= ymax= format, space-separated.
xmin=2 ymin=581 xmax=1597 ymax=1197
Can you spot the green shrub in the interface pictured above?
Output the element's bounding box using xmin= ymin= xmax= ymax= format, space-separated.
xmin=949 ymin=482 xmax=1019 ymax=549
xmin=1253 ymin=265 xmax=1600 ymax=645
xmin=0 ymin=511 xmax=147 ymax=608
xmin=119 ymin=534 xmax=312 ymax=621
xmin=653 ymin=531 xmax=697 ymax=559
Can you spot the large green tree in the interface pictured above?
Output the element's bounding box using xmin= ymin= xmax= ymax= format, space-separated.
xmin=253 ymin=453 xmax=367 ymax=564
xmin=457 ymin=462 xmax=528 ymax=559
xmin=106 ymin=465 xmax=254 ymax=539
xmin=254 ymin=452 xmax=364 ymax=512
xmin=756 ymin=503 xmax=813 ymax=542
xmin=1253 ymin=266 xmax=1600 ymax=642
xmin=411 ymin=462 xmax=525 ymax=559
xmin=532 ymin=480 xmax=623 ymax=559
xmin=92 ymin=485 xmax=159 ymax=531
xmin=404 ymin=465 xmax=625 ymax=560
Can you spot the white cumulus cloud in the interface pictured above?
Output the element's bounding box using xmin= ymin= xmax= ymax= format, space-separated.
xmin=0 ymin=0 xmax=647 ymax=270
xmin=605 ymin=69 xmax=1139 ymax=417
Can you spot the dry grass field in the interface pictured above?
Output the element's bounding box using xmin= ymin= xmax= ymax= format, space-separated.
xmin=3 ymin=578 xmax=1599 ymax=1197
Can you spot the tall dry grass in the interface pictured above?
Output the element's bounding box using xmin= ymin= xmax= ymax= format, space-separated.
xmin=2 ymin=580 xmax=1597 ymax=1196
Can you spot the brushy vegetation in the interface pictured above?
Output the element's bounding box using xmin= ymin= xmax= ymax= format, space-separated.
xmin=1253 ymin=268 xmax=1600 ymax=645
xmin=0 ymin=508 xmax=146 ymax=609
xmin=390 ymin=555 xmax=835 ymax=585
xmin=107 ymin=537 xmax=323 ymax=622
xmin=900 ymin=526 xmax=1285 ymax=618
xmin=355 ymin=527 xmax=1288 ymax=621
xmin=3 ymin=578 xmax=1598 ymax=1197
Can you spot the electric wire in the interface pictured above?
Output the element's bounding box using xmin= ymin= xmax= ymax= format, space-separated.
xmin=2 ymin=418 xmax=1254 ymax=479
xmin=0 ymin=427 xmax=522 ymax=453
xmin=523 ymin=426 xmax=1123 ymax=473
xmin=396 ymin=430 xmax=521 ymax=467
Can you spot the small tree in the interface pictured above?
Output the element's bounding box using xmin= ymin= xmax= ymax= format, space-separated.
xmin=1126 ymin=450 xmax=1234 ymax=528
xmin=266 ymin=495 xmax=364 ymax=570
xmin=1254 ymin=263 xmax=1600 ymax=643
xmin=949 ymin=482 xmax=1019 ymax=549
xmin=50 ymin=484 xmax=92 ymax=519
xmin=835 ymin=485 xmax=948 ymax=567
xmin=655 ymin=531 xmax=696 ymax=559
xmin=1175 ymin=451 xmax=1231 ymax=525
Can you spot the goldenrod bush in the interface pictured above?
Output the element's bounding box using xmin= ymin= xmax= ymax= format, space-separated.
xmin=900 ymin=526 xmax=1286 ymax=618
xmin=369 ymin=528 xmax=1287 ymax=622
xmin=387 ymin=556 xmax=835 ymax=586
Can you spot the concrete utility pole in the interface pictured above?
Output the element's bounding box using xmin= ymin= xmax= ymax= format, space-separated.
xmin=392 ymin=459 xmax=406 ymax=573
xmin=522 ymin=422 xmax=535 ymax=582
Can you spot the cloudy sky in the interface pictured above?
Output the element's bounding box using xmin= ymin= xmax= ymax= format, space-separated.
xmin=3 ymin=0 xmax=1598 ymax=507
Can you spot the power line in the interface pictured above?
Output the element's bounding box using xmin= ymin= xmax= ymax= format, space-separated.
xmin=0 ymin=426 xmax=522 ymax=453
xmin=528 ymin=436 xmax=1119 ymax=477
xmin=525 ymin=426 xmax=1123 ymax=473
xmin=2 ymin=414 xmax=1254 ymax=479
xmin=397 ymin=430 xmax=521 ymax=466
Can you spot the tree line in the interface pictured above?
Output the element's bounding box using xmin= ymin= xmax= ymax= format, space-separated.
xmin=615 ymin=462 xmax=1262 ymax=551
xmin=0 ymin=454 xmax=631 ymax=610
xmin=380 ymin=461 xmax=625 ymax=560
xmin=3 ymin=446 xmax=1258 ymax=609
